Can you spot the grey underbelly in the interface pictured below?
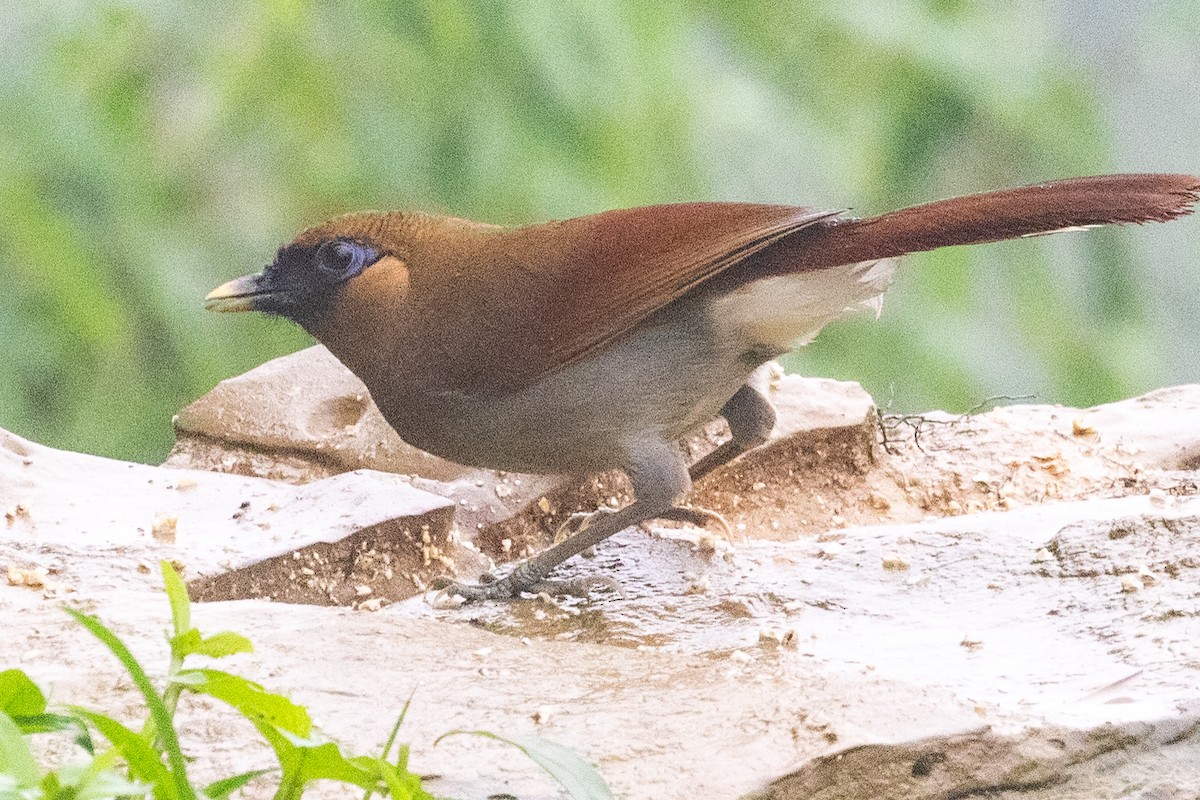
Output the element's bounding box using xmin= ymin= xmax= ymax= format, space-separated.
xmin=391 ymin=300 xmax=767 ymax=475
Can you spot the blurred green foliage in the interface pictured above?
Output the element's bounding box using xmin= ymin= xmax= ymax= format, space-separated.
xmin=1 ymin=0 xmax=1196 ymax=463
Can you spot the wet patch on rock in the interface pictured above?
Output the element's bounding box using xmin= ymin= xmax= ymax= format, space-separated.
xmin=410 ymin=494 xmax=1200 ymax=725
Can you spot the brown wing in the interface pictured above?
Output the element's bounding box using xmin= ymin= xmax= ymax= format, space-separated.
xmin=389 ymin=173 xmax=1198 ymax=398
xmin=410 ymin=202 xmax=838 ymax=396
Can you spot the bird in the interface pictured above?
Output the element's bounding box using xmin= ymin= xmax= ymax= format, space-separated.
xmin=206 ymin=173 xmax=1199 ymax=601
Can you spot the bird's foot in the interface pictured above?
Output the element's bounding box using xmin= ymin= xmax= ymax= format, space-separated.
xmin=430 ymin=570 xmax=517 ymax=602
xmin=431 ymin=504 xmax=633 ymax=605
xmin=431 ymin=566 xmax=622 ymax=604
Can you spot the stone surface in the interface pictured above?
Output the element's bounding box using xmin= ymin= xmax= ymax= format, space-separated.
xmin=0 ymin=428 xmax=483 ymax=607
xmin=688 ymin=383 xmax=1200 ymax=544
xmin=426 ymin=490 xmax=1200 ymax=728
xmin=8 ymin=377 xmax=1200 ymax=798
xmin=749 ymin=716 xmax=1200 ymax=800
xmin=170 ymin=345 xmax=465 ymax=482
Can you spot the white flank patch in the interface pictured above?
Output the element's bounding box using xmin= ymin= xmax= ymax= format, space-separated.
xmin=1020 ymin=224 xmax=1100 ymax=238
xmin=710 ymin=258 xmax=900 ymax=350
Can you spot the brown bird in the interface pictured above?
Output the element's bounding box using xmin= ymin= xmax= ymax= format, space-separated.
xmin=206 ymin=173 xmax=1199 ymax=600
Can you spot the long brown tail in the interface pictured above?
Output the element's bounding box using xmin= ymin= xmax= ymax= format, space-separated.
xmin=790 ymin=173 xmax=1200 ymax=269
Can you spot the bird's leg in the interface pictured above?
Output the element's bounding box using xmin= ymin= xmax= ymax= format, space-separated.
xmin=436 ymin=438 xmax=690 ymax=601
xmin=655 ymin=383 xmax=777 ymax=534
xmin=688 ymin=383 xmax=776 ymax=482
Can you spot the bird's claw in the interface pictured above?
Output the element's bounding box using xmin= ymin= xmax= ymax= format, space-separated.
xmin=430 ymin=569 xmax=525 ymax=601
xmin=553 ymin=507 xmax=617 ymax=544
xmin=429 ymin=505 xmax=629 ymax=606
xmin=430 ymin=572 xmax=623 ymax=605
xmin=651 ymin=505 xmax=736 ymax=539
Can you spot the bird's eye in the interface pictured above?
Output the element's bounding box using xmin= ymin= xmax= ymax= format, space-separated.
xmin=315 ymin=240 xmax=376 ymax=279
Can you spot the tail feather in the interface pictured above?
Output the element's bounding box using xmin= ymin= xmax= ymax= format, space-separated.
xmin=786 ymin=173 xmax=1200 ymax=270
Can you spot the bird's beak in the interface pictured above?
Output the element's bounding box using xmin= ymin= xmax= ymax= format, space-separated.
xmin=204 ymin=273 xmax=269 ymax=313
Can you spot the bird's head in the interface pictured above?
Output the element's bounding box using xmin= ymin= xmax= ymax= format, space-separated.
xmin=205 ymin=210 xmax=509 ymax=391
xmin=204 ymin=212 xmax=413 ymax=332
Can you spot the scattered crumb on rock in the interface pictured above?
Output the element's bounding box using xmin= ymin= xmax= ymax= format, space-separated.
xmin=152 ymin=514 xmax=178 ymax=543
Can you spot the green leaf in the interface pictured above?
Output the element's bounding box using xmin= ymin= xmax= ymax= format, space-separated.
xmin=161 ymin=561 xmax=191 ymax=639
xmin=0 ymin=774 xmax=29 ymax=798
xmin=375 ymin=759 xmax=431 ymax=800
xmin=189 ymin=633 xmax=254 ymax=660
xmin=0 ymin=711 xmax=39 ymax=787
xmin=170 ymin=629 xmax=203 ymax=657
xmin=363 ymin=691 xmax=419 ymax=800
xmin=174 ymin=669 xmax=310 ymax=737
xmin=170 ymin=630 xmax=253 ymax=660
xmin=437 ymin=731 xmax=614 ymax=800
xmin=65 ymin=608 xmax=197 ymax=800
xmin=0 ymin=670 xmax=45 ymax=717
xmin=253 ymin=723 xmax=376 ymax=799
xmin=10 ymin=712 xmax=94 ymax=752
xmin=70 ymin=708 xmax=175 ymax=800
xmin=202 ymin=769 xmax=272 ymax=800
xmin=39 ymin=770 xmax=64 ymax=798
xmin=53 ymin=762 xmax=152 ymax=800
xmin=380 ymin=690 xmax=415 ymax=769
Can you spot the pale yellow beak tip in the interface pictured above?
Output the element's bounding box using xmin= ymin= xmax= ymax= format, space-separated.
xmin=204 ymin=275 xmax=264 ymax=313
